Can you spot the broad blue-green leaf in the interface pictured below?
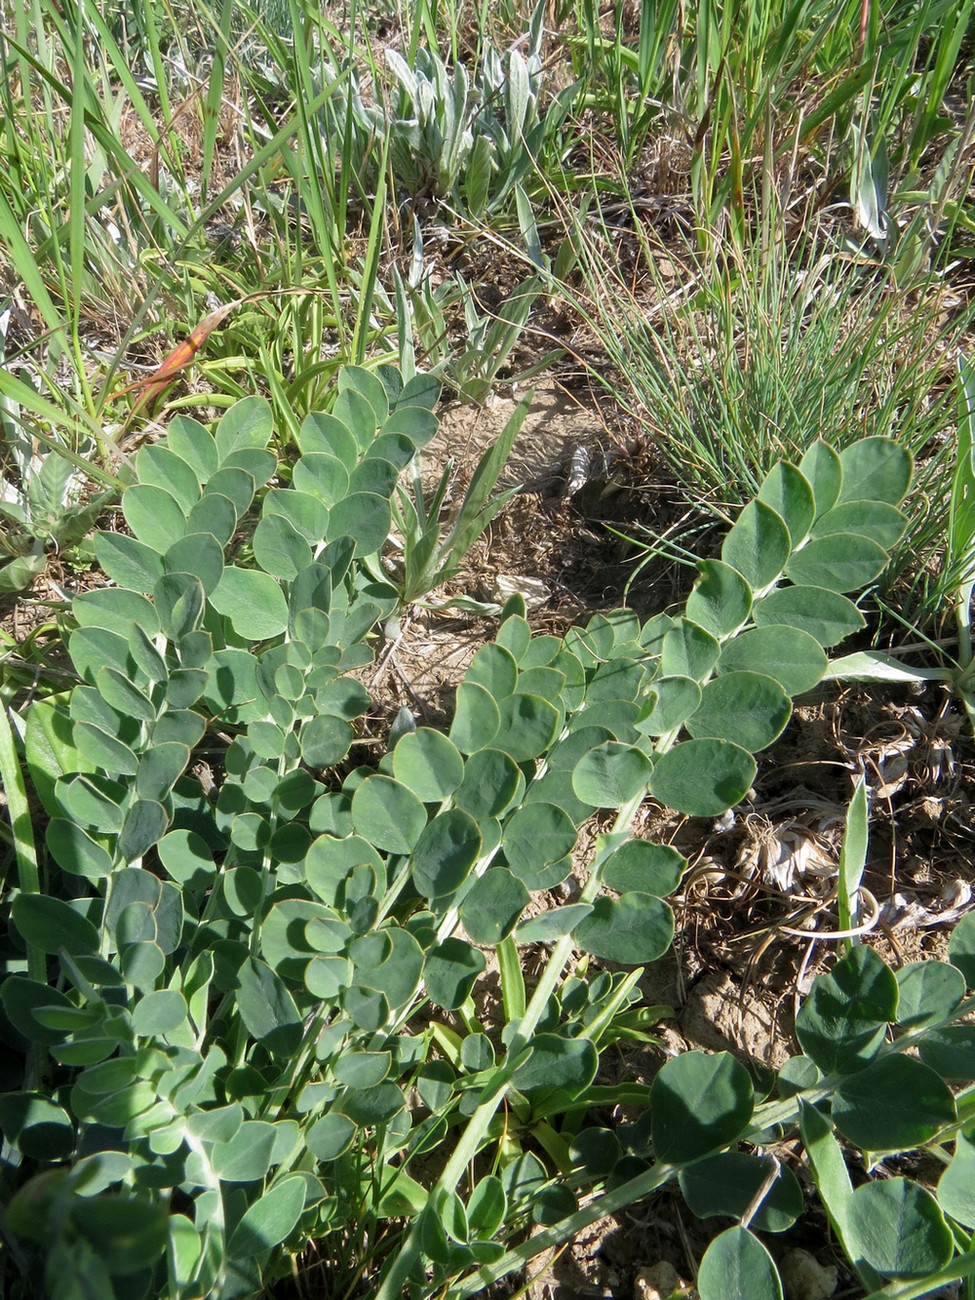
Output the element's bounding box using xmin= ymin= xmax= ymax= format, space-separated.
xmin=697 ymin=1227 xmax=782 ymax=1300
xmin=74 ymin=587 xmax=158 ymax=637
xmin=572 ymin=742 xmax=652 ymax=807
xmin=157 ymin=829 xmax=215 ymax=890
xmin=118 ymin=798 xmax=169 ymax=862
xmin=752 ymin=585 xmax=865 ymax=647
xmin=47 ymin=818 xmax=115 ymax=878
xmin=424 ymin=938 xmax=486 ymax=1009
xmin=495 ymin=693 xmax=560 ymax=762
xmin=210 ymin=566 xmax=289 ymax=640
xmin=95 ymin=666 xmax=154 ymax=723
xmin=687 ymin=671 xmax=791 ymax=752
xmin=328 ymin=492 xmax=391 ymax=556
xmin=299 ymin=411 xmax=358 ymax=468
xmin=453 ymin=748 xmax=522 ymax=819
xmin=516 ymin=904 xmax=593 ymax=944
xmin=504 ymin=802 xmax=576 ymax=877
xmin=12 ymin=894 xmax=99 ymax=956
xmin=949 ymin=910 xmax=975 ymax=987
xmin=721 ymin=499 xmax=790 ymax=589
xmin=166 ymin=414 xmax=218 ymax=480
xmin=252 ymin=514 xmax=313 ymax=581
xmin=338 ymin=1081 xmax=405 ymax=1126
xmin=513 ymin=1033 xmax=597 ymax=1103
xmin=154 ymin=572 xmax=205 ymax=641
xmin=660 ymin=619 xmax=720 ymax=682
xmin=716 ymin=625 xmax=827 ymax=696
xmin=205 ymin=468 xmax=257 ymax=522
xmin=602 ymin=840 xmax=686 ymax=896
xmin=785 ymin=532 xmax=889 ymax=593
xmin=450 ymin=682 xmax=500 ymax=753
xmin=938 ymin=1129 xmax=975 ymax=1228
xmin=228 ymin=1175 xmax=306 ymax=1258
xmin=306 ymin=1112 xmax=356 ymax=1161
xmin=236 ymin=957 xmax=302 ymax=1055
xmin=685 ymin=560 xmax=752 ymax=637
xmin=136 ymin=743 xmax=191 ymax=802
xmin=0 ymin=1092 xmax=74 ymax=1160
xmin=214 ymin=395 xmax=273 ymax=458
xmin=635 ymin=676 xmax=701 ymax=736
xmin=70 ymin=626 xmax=134 ymax=685
xmin=847 ymin=1179 xmax=951 ymax=1278
xmin=680 ymin=1154 xmax=803 ymax=1232
xmin=837 ymin=437 xmax=912 ymax=507
xmin=93 ymin=531 xmax=165 ymax=591
xmin=210 ymin=1120 xmax=277 ymax=1181
xmin=651 ymin=1051 xmax=753 ymax=1163
xmin=572 ymin=893 xmax=673 ymax=964
xmin=58 ymin=773 xmax=124 ymax=833
xmin=795 ymin=946 xmax=897 ymax=1074
xmin=895 ymin=961 xmax=966 ymax=1029
xmin=136 ymin=444 xmax=201 ymax=508
xmin=833 ymin=1055 xmax=955 ymax=1151
xmin=186 ymin=491 xmax=237 ymax=546
xmin=122 ymin=484 xmax=187 ymax=551
xmin=411 ymin=809 xmax=482 ymax=899
xmin=649 ymin=739 xmax=756 ymax=816
xmin=393 ymin=728 xmax=465 ymax=801
xmin=467 ymin=643 xmax=518 ymax=701
xmin=351 ymin=775 xmax=427 ymax=854
xmin=131 ymin=989 xmax=187 ymax=1036
xmin=300 ymin=714 xmax=354 ymax=768
xmin=585 ymin=657 xmax=647 ymax=704
xmin=352 ymin=925 xmax=423 ymax=1011
xmin=264 ymin=487 xmax=329 ymax=540
xmin=758 ymin=462 xmax=816 ymax=546
xmin=799 ymin=440 xmax=842 ymax=516
xmin=918 ymin=1025 xmax=975 ymax=1081
xmin=460 ymin=868 xmax=529 ymax=944
xmin=811 ymin=500 xmax=907 ymax=549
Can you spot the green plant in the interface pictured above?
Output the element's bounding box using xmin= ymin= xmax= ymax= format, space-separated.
xmin=0 ymin=362 xmax=930 ymax=1298
xmin=827 ymin=353 xmax=975 ymax=730
xmin=0 ymin=400 xmax=114 ymax=592
xmin=383 ymin=392 xmax=526 ymax=605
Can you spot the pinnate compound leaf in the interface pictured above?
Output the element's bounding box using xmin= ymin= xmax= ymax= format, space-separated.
xmin=649 ymin=739 xmax=756 ymax=816
xmin=832 ymin=1054 xmax=955 ymax=1151
xmin=846 ymin=1179 xmax=952 ymax=1279
xmin=686 ymin=672 xmax=791 ymax=752
xmin=752 ymin=585 xmax=865 ymax=647
xmin=351 ymin=775 xmax=427 ymax=855
xmin=12 ymin=894 xmax=99 ymax=957
xmin=572 ymin=742 xmax=653 ymax=808
xmin=716 ymin=625 xmax=827 ymax=696
xmin=721 ymin=499 xmax=790 ymax=590
xmin=697 ymin=1227 xmax=782 ymax=1300
xmin=572 ymin=893 xmax=673 ymax=965
xmin=679 ymin=1154 xmax=803 ymax=1233
xmin=228 ymin=1176 xmax=306 ymax=1259
xmin=795 ymin=946 xmax=897 ymax=1074
xmin=685 ymin=560 xmax=752 ymax=637
xmin=838 ymin=437 xmax=912 ymax=508
xmin=651 ymin=1051 xmax=753 ymax=1164
xmin=210 ymin=566 xmax=289 ymax=640
xmin=785 ymin=532 xmax=889 ymax=593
